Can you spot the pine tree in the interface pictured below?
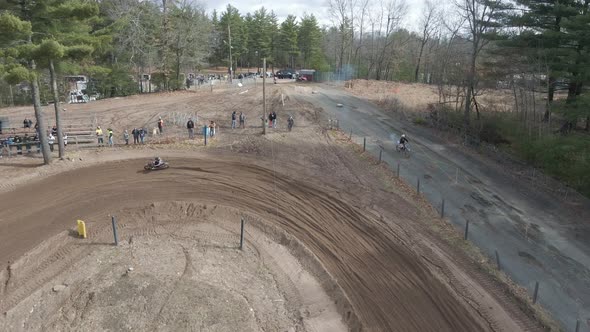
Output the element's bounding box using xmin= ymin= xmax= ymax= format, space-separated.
xmin=0 ymin=10 xmax=52 ymax=164
xmin=218 ymin=5 xmax=246 ymax=75
xmin=279 ymin=15 xmax=298 ymax=68
xmin=505 ymin=0 xmax=590 ymax=129
xmin=298 ymin=15 xmax=322 ymax=69
xmin=33 ymin=0 xmax=99 ymax=158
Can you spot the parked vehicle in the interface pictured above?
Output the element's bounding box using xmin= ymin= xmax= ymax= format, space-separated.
xmin=276 ymin=69 xmax=295 ymax=79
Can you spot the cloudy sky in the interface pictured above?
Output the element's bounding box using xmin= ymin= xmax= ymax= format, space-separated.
xmin=201 ymin=0 xmax=428 ymax=31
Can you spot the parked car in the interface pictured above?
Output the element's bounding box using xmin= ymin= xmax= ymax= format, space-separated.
xmin=276 ymin=69 xmax=295 ymax=79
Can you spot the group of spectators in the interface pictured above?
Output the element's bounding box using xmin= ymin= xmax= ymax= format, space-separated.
xmin=1 ymin=118 xmax=68 ymax=153
xmin=6 ymin=111 xmax=294 ymax=153
xmin=230 ymin=111 xmax=246 ymax=129
xmin=95 ymin=117 xmax=165 ymax=147
xmin=96 ymin=126 xmax=148 ymax=146
xmin=184 ymin=110 xmax=292 ymax=139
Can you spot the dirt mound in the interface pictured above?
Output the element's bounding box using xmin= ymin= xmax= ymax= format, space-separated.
xmin=0 ymin=202 xmax=348 ymax=331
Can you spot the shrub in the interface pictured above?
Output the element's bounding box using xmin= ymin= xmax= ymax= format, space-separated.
xmin=413 ymin=116 xmax=427 ymax=126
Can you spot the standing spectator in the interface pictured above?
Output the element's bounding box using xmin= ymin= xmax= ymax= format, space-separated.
xmin=28 ymin=119 xmax=32 ymax=128
xmin=187 ymin=118 xmax=195 ymax=139
xmin=209 ymin=121 xmax=216 ymax=138
xmin=268 ymin=113 xmax=273 ymax=128
xmin=132 ymin=128 xmax=139 ymax=144
xmin=107 ymin=128 xmax=114 ymax=146
xmin=231 ymin=111 xmax=237 ymax=129
xmin=139 ymin=127 xmax=146 ymax=144
xmin=239 ymin=112 xmax=245 ymax=128
xmin=63 ymin=133 xmax=68 ymax=148
xmin=23 ymin=134 xmax=31 ymax=153
xmin=157 ymin=117 xmax=164 ymax=134
xmin=96 ymin=126 xmax=104 ymax=146
xmin=51 ymin=125 xmax=57 ymax=136
xmin=270 ymin=111 xmax=277 ymax=128
xmin=23 ymin=118 xmax=29 ymax=128
xmin=13 ymin=134 xmax=21 ymax=153
xmin=287 ymin=115 xmax=294 ymax=131
xmin=48 ymin=132 xmax=55 ymax=152
xmin=123 ymin=129 xmax=129 ymax=145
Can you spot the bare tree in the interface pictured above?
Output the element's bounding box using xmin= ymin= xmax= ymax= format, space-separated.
xmin=432 ymin=12 xmax=467 ymax=107
xmin=353 ymin=0 xmax=370 ymax=79
xmin=415 ymin=0 xmax=441 ymax=82
xmin=328 ymin=0 xmax=350 ymax=77
xmin=372 ymin=0 xmax=407 ymax=80
xmin=454 ymin=0 xmax=504 ymax=130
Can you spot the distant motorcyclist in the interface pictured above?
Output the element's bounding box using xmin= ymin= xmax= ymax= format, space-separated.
xmin=398 ymin=134 xmax=409 ymax=150
xmin=154 ymin=156 xmax=163 ymax=167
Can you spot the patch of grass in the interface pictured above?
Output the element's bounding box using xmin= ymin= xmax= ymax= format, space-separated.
xmin=413 ymin=116 xmax=427 ymax=126
xmin=517 ymin=133 xmax=590 ymax=196
xmin=430 ymin=105 xmax=590 ymax=197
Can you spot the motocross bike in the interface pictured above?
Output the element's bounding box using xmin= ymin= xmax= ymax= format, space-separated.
xmin=144 ymin=160 xmax=169 ymax=170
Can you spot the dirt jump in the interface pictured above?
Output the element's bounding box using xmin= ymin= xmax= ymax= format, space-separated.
xmin=0 ymin=82 xmax=549 ymax=331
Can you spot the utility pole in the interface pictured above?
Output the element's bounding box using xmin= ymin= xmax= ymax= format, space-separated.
xmin=228 ymin=24 xmax=233 ymax=83
xmin=262 ymin=57 xmax=266 ymax=135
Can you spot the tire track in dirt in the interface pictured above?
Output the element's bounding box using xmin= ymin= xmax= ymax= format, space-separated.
xmin=0 ymin=157 xmax=511 ymax=331
xmin=149 ymin=246 xmax=192 ymax=331
xmin=0 ymin=218 xmax=120 ymax=314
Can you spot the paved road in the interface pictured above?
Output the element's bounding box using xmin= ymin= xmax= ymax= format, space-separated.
xmin=298 ymin=86 xmax=590 ymax=331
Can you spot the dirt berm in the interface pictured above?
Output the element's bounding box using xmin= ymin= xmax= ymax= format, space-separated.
xmin=0 ymin=156 xmax=501 ymax=331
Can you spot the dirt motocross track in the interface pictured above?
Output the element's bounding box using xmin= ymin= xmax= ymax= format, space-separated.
xmin=0 ymin=82 xmax=547 ymax=331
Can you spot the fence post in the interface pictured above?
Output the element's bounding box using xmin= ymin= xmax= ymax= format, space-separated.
xmin=495 ymin=250 xmax=501 ymax=270
xmin=203 ymin=125 xmax=208 ymax=146
xmin=378 ymin=147 xmax=383 ymax=163
xmin=533 ymin=281 xmax=539 ymax=304
xmin=417 ymin=178 xmax=421 ymax=194
xmin=397 ymin=163 xmax=400 ymax=178
xmin=440 ymin=199 xmax=445 ymax=218
xmin=111 ymin=216 xmax=119 ymax=246
xmin=239 ymin=218 xmax=245 ymax=250
xmin=363 ymin=137 xmax=366 ymax=152
xmin=349 ymin=129 xmax=352 ymax=140
xmin=575 ymin=319 xmax=580 ymax=332
xmin=464 ymin=220 xmax=470 ymax=240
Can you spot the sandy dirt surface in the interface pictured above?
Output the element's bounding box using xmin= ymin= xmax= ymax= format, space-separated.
xmin=0 ymin=203 xmax=345 ymax=332
xmin=0 ymin=82 xmax=547 ymax=331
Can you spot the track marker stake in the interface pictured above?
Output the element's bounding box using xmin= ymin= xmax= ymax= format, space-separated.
xmin=240 ymin=218 xmax=245 ymax=250
xmin=533 ymin=281 xmax=539 ymax=304
xmin=111 ymin=216 xmax=119 ymax=246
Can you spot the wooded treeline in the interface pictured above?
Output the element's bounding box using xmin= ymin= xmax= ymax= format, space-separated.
xmin=1 ymin=0 xmax=589 ymax=168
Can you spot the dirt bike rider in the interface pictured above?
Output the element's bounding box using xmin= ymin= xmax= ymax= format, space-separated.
xmin=153 ymin=156 xmax=163 ymax=167
xmin=398 ymin=134 xmax=409 ymax=150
